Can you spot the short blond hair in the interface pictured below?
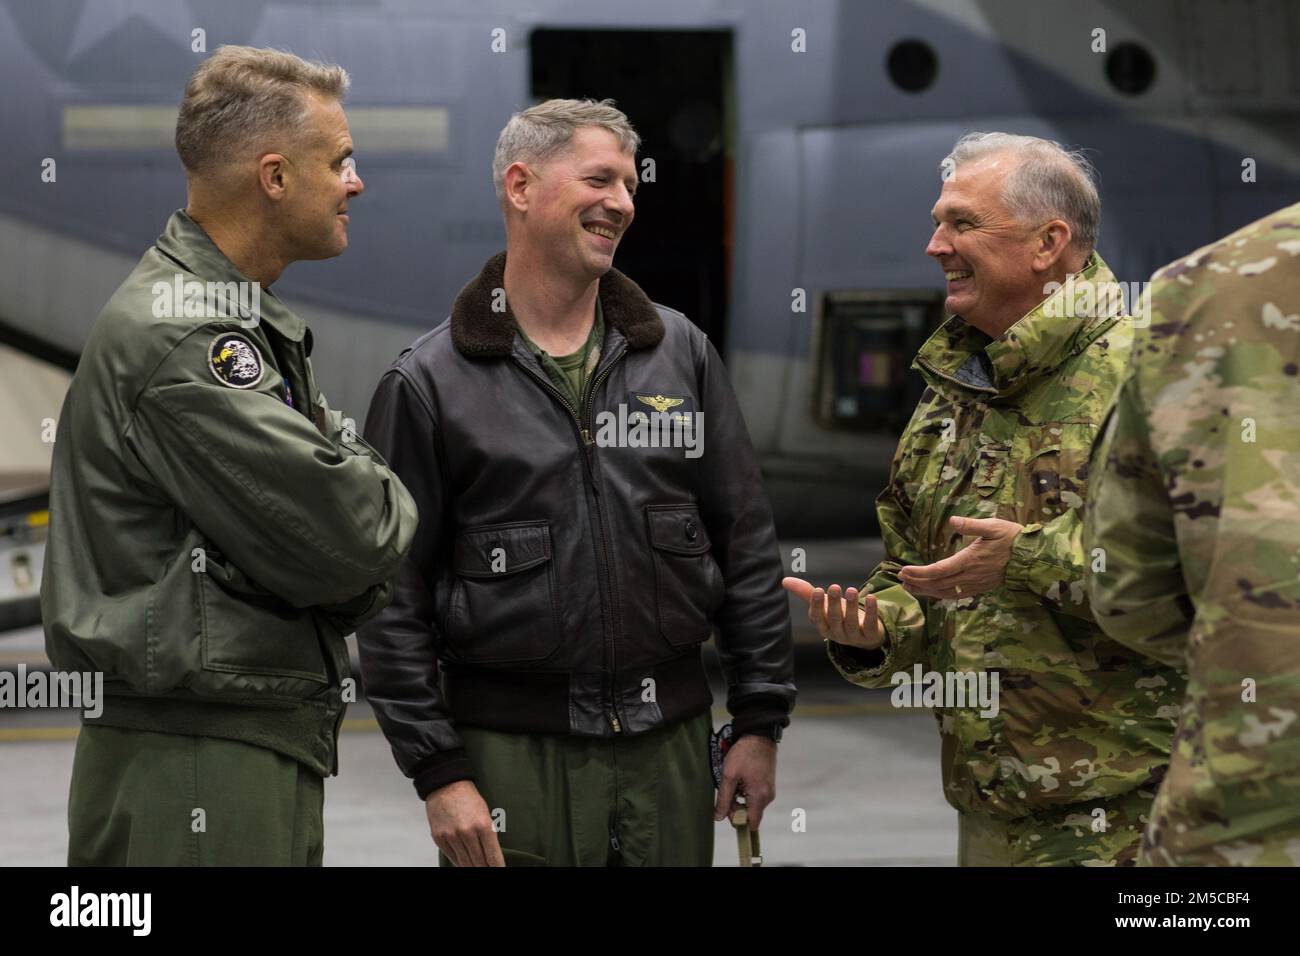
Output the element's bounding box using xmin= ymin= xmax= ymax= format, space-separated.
xmin=175 ymin=45 xmax=349 ymax=174
xmin=493 ymin=98 xmax=639 ymax=201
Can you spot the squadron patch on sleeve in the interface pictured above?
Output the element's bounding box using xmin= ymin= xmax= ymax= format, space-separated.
xmin=207 ymin=333 xmax=264 ymax=389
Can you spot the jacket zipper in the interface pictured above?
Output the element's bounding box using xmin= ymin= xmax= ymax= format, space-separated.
xmin=915 ymin=356 xmax=997 ymax=396
xmin=512 ymin=345 xmax=629 ymax=734
xmin=286 ymin=335 xmax=349 ymax=775
xmin=586 ymin=353 xmax=626 ymax=734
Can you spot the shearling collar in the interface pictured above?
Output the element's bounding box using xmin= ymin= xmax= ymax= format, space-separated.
xmin=450 ymin=251 xmax=664 ymax=358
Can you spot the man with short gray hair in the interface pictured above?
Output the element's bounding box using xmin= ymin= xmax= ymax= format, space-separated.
xmin=43 ymin=45 xmax=417 ymax=865
xmin=359 ymin=99 xmax=795 ymax=866
xmin=785 ymin=132 xmax=1184 ymax=865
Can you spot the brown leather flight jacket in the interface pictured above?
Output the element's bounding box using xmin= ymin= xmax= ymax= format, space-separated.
xmin=357 ymin=253 xmax=796 ymax=798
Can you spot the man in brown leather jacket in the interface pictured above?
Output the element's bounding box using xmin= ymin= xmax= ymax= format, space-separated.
xmin=358 ymin=99 xmax=795 ymax=867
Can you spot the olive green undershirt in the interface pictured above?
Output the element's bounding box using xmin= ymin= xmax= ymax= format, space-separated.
xmin=517 ymin=300 xmax=605 ymax=413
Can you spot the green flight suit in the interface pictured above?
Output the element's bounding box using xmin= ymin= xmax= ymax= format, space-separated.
xmin=444 ymin=711 xmax=716 ymax=866
xmin=69 ymin=726 xmax=324 ymax=867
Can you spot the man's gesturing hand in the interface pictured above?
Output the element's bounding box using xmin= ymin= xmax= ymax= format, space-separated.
xmin=425 ymin=779 xmax=505 ymax=867
xmin=898 ymin=515 xmax=1023 ymax=600
xmin=782 ymin=577 xmax=885 ymax=650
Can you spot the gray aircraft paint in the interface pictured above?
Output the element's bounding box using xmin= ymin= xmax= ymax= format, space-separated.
xmin=1 ymin=0 xmax=1298 ymax=538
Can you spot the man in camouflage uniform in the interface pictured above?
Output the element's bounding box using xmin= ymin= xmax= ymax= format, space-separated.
xmin=786 ymin=133 xmax=1185 ymax=865
xmin=1085 ymin=202 xmax=1300 ymax=866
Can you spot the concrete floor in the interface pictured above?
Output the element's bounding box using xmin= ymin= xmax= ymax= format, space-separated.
xmin=0 ymin=537 xmax=959 ymax=866
xmin=0 ymin=702 xmax=955 ymax=867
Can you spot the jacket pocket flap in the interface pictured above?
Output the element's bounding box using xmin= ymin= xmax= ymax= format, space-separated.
xmin=453 ymin=522 xmax=552 ymax=578
xmin=1025 ymin=443 xmax=1063 ymax=461
xmin=646 ymin=506 xmax=711 ymax=555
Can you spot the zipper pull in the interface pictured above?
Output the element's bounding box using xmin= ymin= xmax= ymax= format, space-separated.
xmin=582 ymin=427 xmax=593 ymax=445
xmin=609 ymin=827 xmax=621 ymax=852
xmin=609 ymin=711 xmax=622 ymax=734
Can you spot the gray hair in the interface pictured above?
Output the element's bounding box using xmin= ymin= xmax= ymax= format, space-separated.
xmin=493 ymin=98 xmax=640 ymax=202
xmin=944 ymin=132 xmax=1100 ymax=253
xmin=176 ymin=45 xmax=349 ymax=174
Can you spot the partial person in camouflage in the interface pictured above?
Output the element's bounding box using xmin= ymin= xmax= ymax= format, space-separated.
xmin=785 ymin=132 xmax=1186 ymax=865
xmin=1085 ymin=202 xmax=1300 ymax=866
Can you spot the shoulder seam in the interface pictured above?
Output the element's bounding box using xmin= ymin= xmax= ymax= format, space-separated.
xmin=386 ymin=365 xmax=439 ymax=425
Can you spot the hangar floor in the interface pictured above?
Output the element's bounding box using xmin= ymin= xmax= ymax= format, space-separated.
xmin=0 ymin=538 xmax=958 ymax=866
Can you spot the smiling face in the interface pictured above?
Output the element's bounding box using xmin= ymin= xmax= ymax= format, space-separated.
xmin=279 ymin=92 xmax=364 ymax=261
xmin=925 ymin=151 xmax=1054 ymax=337
xmin=511 ymin=126 xmax=637 ymax=281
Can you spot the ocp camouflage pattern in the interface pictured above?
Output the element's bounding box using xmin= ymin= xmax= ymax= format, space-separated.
xmin=830 ymin=254 xmax=1186 ymax=865
xmin=1085 ymin=203 xmax=1300 ymax=866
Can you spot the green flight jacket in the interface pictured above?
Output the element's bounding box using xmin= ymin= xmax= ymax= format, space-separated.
xmin=830 ymin=254 xmax=1187 ymax=819
xmin=1086 ymin=203 xmax=1300 ymax=865
xmin=41 ymin=210 xmax=418 ymax=777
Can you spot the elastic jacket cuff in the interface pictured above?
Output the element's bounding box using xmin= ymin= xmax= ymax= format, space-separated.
xmin=827 ymin=639 xmax=887 ymax=673
xmin=412 ymin=749 xmax=476 ymax=801
xmin=1003 ymin=522 xmax=1045 ymax=593
xmin=731 ymin=694 xmax=791 ymax=740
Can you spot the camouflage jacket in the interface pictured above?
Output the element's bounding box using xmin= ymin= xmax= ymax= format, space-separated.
xmin=830 ymin=254 xmax=1186 ymax=820
xmin=1085 ymin=204 xmax=1300 ymax=865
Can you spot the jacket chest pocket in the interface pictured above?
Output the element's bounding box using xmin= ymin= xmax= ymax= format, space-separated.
xmin=1011 ymin=427 xmax=1092 ymax=524
xmin=647 ymin=505 xmax=725 ymax=647
xmin=445 ymin=521 xmax=560 ymax=665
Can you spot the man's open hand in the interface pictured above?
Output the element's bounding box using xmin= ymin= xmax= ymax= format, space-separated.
xmin=782 ymin=577 xmax=885 ymax=649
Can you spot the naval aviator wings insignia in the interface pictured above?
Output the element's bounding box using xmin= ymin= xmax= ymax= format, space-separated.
xmin=636 ymin=394 xmax=685 ymax=413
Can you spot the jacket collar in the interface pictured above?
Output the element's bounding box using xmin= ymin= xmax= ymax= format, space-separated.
xmin=915 ymin=253 xmax=1123 ymax=397
xmin=450 ymin=251 xmax=664 ymax=359
xmin=154 ymin=209 xmax=307 ymax=343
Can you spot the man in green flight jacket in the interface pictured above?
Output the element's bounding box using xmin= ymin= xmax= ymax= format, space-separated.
xmin=41 ymin=46 xmax=417 ymax=866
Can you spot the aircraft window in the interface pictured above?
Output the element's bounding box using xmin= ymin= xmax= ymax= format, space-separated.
xmin=1106 ymin=42 xmax=1157 ymax=95
xmin=886 ymin=39 xmax=938 ymax=93
xmin=813 ymin=292 xmax=944 ymax=433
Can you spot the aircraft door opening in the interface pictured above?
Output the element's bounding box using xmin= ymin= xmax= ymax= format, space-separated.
xmin=530 ymin=29 xmax=733 ymax=352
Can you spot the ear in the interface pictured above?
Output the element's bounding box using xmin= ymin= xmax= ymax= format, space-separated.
xmin=257 ymin=153 xmax=288 ymax=201
xmin=503 ymin=161 xmax=532 ymax=214
xmin=1032 ymin=218 xmax=1073 ymax=272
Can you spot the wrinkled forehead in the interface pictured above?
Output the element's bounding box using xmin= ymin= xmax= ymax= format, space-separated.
xmin=932 ymin=151 xmax=1018 ymax=217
